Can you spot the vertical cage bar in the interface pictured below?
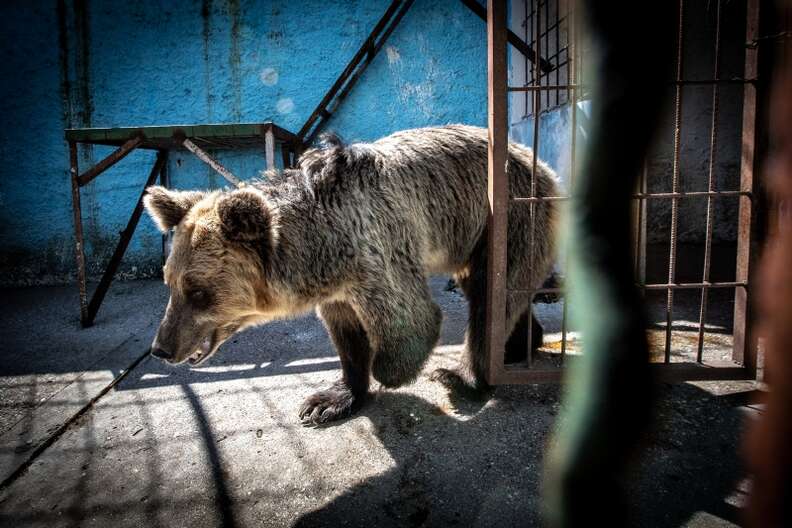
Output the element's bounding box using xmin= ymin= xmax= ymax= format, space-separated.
xmin=732 ymin=0 xmax=761 ymax=375
xmin=697 ymin=0 xmax=722 ymax=363
xmin=555 ymin=0 xmax=560 ymax=107
xmin=560 ymin=0 xmax=577 ymax=361
xmin=69 ymin=141 xmax=89 ymax=326
xmin=665 ymin=0 xmax=686 ymax=363
xmin=485 ymin=0 xmax=509 ymax=382
xmin=526 ymin=0 xmax=542 ymax=366
xmin=544 ymin=0 xmax=550 ymax=109
xmin=524 ymin=0 xmax=529 ymax=117
xmin=637 ymin=162 xmax=648 ymax=285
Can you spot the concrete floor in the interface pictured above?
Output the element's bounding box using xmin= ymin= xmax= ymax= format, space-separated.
xmin=0 ymin=277 xmax=759 ymax=527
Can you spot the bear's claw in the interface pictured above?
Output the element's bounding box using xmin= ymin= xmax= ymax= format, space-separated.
xmin=298 ymin=382 xmax=359 ymax=425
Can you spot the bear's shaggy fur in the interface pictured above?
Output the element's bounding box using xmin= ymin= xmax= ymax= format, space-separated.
xmin=144 ymin=125 xmax=558 ymax=424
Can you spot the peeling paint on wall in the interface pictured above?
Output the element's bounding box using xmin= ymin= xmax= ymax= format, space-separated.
xmin=385 ymin=45 xmax=400 ymax=64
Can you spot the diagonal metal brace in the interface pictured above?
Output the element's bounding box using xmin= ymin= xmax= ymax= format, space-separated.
xmin=460 ymin=0 xmax=554 ymax=74
xmin=82 ymin=152 xmax=168 ymax=326
xmin=298 ymin=0 xmax=414 ymax=144
xmin=77 ymin=135 xmax=143 ymax=186
xmin=181 ymin=138 xmax=244 ymax=188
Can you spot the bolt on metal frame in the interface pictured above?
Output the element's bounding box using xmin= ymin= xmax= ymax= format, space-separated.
xmin=485 ymin=0 xmax=763 ymax=384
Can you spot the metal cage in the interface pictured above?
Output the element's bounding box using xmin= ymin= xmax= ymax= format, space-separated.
xmin=485 ymin=0 xmax=764 ymax=384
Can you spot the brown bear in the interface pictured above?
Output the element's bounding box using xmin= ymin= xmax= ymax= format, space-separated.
xmin=143 ymin=125 xmax=558 ymax=424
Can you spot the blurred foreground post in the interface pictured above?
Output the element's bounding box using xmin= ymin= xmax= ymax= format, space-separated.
xmin=542 ymin=2 xmax=674 ymax=526
xmin=745 ymin=5 xmax=792 ymax=524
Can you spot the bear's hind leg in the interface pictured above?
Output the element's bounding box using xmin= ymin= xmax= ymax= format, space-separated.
xmin=299 ymin=301 xmax=372 ymax=425
xmin=430 ymin=262 xmax=492 ymax=396
xmin=505 ymin=309 xmax=545 ymax=364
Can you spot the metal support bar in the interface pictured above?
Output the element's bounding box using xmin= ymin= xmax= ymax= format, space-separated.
xmin=281 ymin=144 xmax=291 ymax=169
xmin=507 ymin=79 xmax=756 ymax=92
xmin=77 ymin=135 xmax=142 ymax=186
xmin=158 ymin=150 xmax=172 ymax=263
xmin=82 ymin=153 xmax=168 ymax=326
xmin=69 ymin=141 xmax=89 ymax=326
xmin=511 ymin=190 xmax=752 ymax=203
xmin=298 ymin=0 xmax=414 ymax=143
xmin=485 ymin=0 xmax=508 ymax=383
xmin=733 ymin=0 xmax=762 ymax=376
xmin=516 ymin=280 xmax=747 ymax=296
xmin=460 ymin=0 xmax=554 ymax=73
xmin=493 ymin=361 xmax=753 ymax=385
xmin=264 ymin=127 xmax=276 ymax=171
xmin=181 ymin=138 xmax=243 ymax=188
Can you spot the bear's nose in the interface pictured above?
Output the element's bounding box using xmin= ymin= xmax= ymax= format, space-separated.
xmin=151 ymin=347 xmax=173 ymax=360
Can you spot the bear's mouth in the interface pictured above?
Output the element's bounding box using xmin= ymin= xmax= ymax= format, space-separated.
xmin=187 ymin=331 xmax=217 ymax=365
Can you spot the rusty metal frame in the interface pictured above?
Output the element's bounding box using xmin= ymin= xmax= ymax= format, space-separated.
xmin=485 ymin=0 xmax=764 ymax=384
xmin=181 ymin=138 xmax=243 ymax=188
xmin=67 ymin=122 xmax=300 ymax=327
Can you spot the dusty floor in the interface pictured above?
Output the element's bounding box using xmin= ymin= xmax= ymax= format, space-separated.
xmin=0 ymin=277 xmax=759 ymax=527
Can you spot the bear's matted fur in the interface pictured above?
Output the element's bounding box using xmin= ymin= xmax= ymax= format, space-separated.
xmin=143 ymin=125 xmax=558 ymax=424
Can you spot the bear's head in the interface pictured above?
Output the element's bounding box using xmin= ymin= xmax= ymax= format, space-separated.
xmin=143 ymin=185 xmax=277 ymax=365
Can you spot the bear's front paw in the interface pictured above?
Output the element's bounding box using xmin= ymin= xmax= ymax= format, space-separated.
xmin=298 ymin=382 xmax=363 ymax=426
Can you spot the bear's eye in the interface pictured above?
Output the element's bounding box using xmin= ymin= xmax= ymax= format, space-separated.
xmin=187 ymin=289 xmax=211 ymax=310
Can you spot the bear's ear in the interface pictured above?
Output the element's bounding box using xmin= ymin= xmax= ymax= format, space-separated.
xmin=143 ymin=186 xmax=205 ymax=232
xmin=216 ymin=189 xmax=271 ymax=243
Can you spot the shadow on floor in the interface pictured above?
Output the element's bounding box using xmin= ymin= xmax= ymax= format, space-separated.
xmin=292 ymin=382 xmax=744 ymax=528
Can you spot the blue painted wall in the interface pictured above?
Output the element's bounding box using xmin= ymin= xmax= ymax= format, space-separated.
xmin=0 ymin=0 xmax=488 ymax=285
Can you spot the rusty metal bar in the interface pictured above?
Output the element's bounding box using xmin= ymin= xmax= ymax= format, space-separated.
xmin=560 ymin=0 xmax=578 ymax=361
xmin=264 ymin=127 xmax=276 ymax=171
xmin=554 ymin=0 xmax=560 ymax=106
xmin=664 ymin=0 xmax=686 ymax=364
xmin=298 ymin=0 xmax=413 ymax=143
xmin=485 ymin=0 xmax=508 ymax=383
xmin=634 ymin=161 xmax=648 ymax=284
xmin=633 ymin=190 xmax=751 ymax=199
xmin=733 ymin=0 xmax=762 ymax=376
xmin=697 ymin=0 xmax=723 ymax=363
xmin=670 ymin=78 xmax=757 ymax=85
xmin=543 ymin=0 xmax=550 ymax=109
xmin=312 ymin=1 xmax=414 ymax=146
xmin=181 ymin=138 xmax=243 ymax=188
xmin=281 ymin=144 xmax=291 ymax=169
xmin=69 ymin=141 xmax=89 ymax=326
xmin=525 ymin=0 xmax=542 ymax=366
xmin=492 ymin=361 xmax=753 ymax=385
xmin=515 ymin=281 xmax=747 ymax=296
xmin=77 ymin=135 xmax=142 ymax=186
xmin=512 ymin=190 xmax=751 ymax=203
xmin=83 ymin=153 xmax=168 ymax=326
xmin=460 ymin=0 xmax=554 ymax=74
xmin=522 ymin=0 xmax=529 ymax=117
xmin=509 ymin=79 xmax=755 ymax=92
xmin=158 ymin=150 xmax=172 ymax=263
